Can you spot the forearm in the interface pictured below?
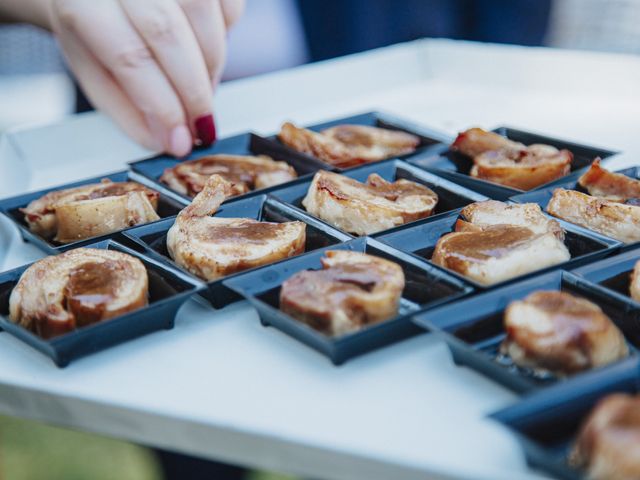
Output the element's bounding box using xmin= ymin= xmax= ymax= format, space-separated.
xmin=0 ymin=0 xmax=51 ymax=29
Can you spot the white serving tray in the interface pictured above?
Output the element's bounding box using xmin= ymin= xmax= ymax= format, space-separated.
xmin=0 ymin=39 xmax=639 ymax=480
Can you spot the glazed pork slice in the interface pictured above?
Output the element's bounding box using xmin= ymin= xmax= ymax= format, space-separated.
xmin=630 ymin=260 xmax=640 ymax=302
xmin=470 ymin=145 xmax=572 ymax=190
xmin=500 ymin=291 xmax=628 ymax=377
xmin=279 ymin=250 xmax=405 ymax=336
xmin=167 ymin=175 xmax=306 ymax=280
xmin=578 ymin=158 xmax=640 ymax=202
xmin=460 ymin=200 xmax=564 ymax=239
xmin=160 ymin=154 xmax=297 ymax=198
xmin=22 ymin=180 xmax=160 ymax=242
xmin=571 ymin=394 xmax=640 ymax=480
xmin=302 ymin=170 xmax=438 ymax=235
xmin=9 ymin=248 xmax=148 ymax=339
xmin=547 ymin=188 xmax=640 ymax=244
xmin=433 ymin=200 xmax=570 ymax=285
xmin=451 ymin=128 xmax=572 ymax=190
xmin=278 ymin=122 xmax=420 ymax=168
xmin=451 ymin=127 xmax=525 ymax=158
xmin=432 ymin=225 xmax=570 ymax=286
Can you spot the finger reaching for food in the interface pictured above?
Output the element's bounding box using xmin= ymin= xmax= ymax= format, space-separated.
xmin=1 ymin=0 xmax=246 ymax=156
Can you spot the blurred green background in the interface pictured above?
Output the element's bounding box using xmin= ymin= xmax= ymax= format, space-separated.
xmin=0 ymin=415 xmax=295 ymax=480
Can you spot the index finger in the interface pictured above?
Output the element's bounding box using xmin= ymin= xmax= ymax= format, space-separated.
xmin=120 ymin=0 xmax=216 ymax=146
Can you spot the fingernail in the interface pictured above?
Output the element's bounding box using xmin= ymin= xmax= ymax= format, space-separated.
xmin=169 ymin=125 xmax=192 ymax=157
xmin=194 ymin=114 xmax=216 ymax=147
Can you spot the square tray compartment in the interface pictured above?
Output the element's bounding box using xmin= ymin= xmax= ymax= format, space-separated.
xmin=129 ymin=132 xmax=326 ymax=204
xmin=122 ymin=194 xmax=352 ymax=308
xmin=376 ymin=209 xmax=621 ymax=290
xmin=490 ymin=357 xmax=640 ymax=480
xmin=0 ymin=240 xmax=203 ymax=367
xmin=0 ymin=170 xmax=185 ymax=254
xmin=268 ymin=159 xmax=489 ymax=237
xmin=260 ymin=111 xmax=450 ymax=172
xmin=572 ymin=246 xmax=640 ymax=312
xmin=413 ymin=270 xmax=640 ymax=393
xmin=408 ymin=127 xmax=618 ymax=201
xmin=511 ymin=166 xmax=640 ymax=248
xmin=223 ymin=236 xmax=473 ymax=365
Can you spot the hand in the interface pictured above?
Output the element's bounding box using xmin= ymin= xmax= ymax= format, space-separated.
xmin=39 ymin=0 xmax=244 ymax=156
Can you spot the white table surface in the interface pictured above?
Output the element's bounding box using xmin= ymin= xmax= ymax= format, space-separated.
xmin=1 ymin=39 xmax=639 ymax=480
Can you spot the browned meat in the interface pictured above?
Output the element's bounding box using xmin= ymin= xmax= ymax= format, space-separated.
xmin=579 ymin=158 xmax=640 ymax=202
xmin=22 ymin=180 xmax=160 ymax=243
xmin=451 ymin=127 xmax=524 ymax=158
xmin=460 ymin=200 xmax=564 ymax=239
xmin=279 ymin=250 xmax=405 ymax=336
xmin=160 ymin=154 xmax=297 ymax=198
xmin=500 ymin=291 xmax=628 ymax=377
xmin=471 ymin=146 xmax=572 ymax=190
xmin=630 ymin=260 xmax=640 ymax=302
xmin=9 ymin=248 xmax=148 ymax=339
xmin=451 ymin=128 xmax=572 ymax=190
xmin=570 ymin=394 xmax=640 ymax=480
xmin=432 ymin=225 xmax=568 ymax=286
xmin=432 ymin=201 xmax=569 ymax=285
xmin=547 ymin=188 xmax=640 ymax=244
xmin=278 ymin=122 xmax=420 ymax=168
xmin=302 ymin=170 xmax=438 ymax=235
xmin=167 ymin=175 xmax=306 ymax=280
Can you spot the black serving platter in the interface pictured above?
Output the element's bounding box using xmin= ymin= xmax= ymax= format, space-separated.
xmin=223 ymin=236 xmax=473 ymax=365
xmin=269 ymin=159 xmax=488 ymax=237
xmin=572 ymin=246 xmax=640 ymax=312
xmin=129 ymin=131 xmax=327 ymax=204
xmin=0 ymin=240 xmax=203 ymax=367
xmin=261 ymin=111 xmax=450 ymax=172
xmin=409 ymin=127 xmax=618 ymax=201
xmin=0 ymin=170 xmax=185 ymax=254
xmin=490 ymin=357 xmax=640 ymax=480
xmin=414 ymin=270 xmax=640 ymax=393
xmin=376 ymin=209 xmax=621 ymax=291
xmin=512 ymin=165 xmax=640 ymax=247
xmin=122 ymin=194 xmax=352 ymax=308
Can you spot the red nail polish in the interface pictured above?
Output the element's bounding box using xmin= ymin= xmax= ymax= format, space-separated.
xmin=195 ymin=114 xmax=216 ymax=147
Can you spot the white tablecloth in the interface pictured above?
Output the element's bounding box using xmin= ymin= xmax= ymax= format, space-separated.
xmin=1 ymin=39 xmax=639 ymax=480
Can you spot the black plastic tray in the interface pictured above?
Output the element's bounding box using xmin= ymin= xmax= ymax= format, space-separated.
xmin=414 ymin=270 xmax=640 ymax=393
xmin=269 ymin=159 xmax=488 ymax=237
xmin=0 ymin=170 xmax=185 ymax=254
xmin=223 ymin=236 xmax=473 ymax=365
xmin=261 ymin=111 xmax=450 ymax=172
xmin=409 ymin=127 xmax=618 ymax=201
xmin=376 ymin=209 xmax=621 ymax=290
xmin=0 ymin=240 xmax=203 ymax=367
xmin=121 ymin=194 xmax=352 ymax=308
xmin=490 ymin=357 xmax=640 ymax=480
xmin=129 ymin=131 xmax=326 ymax=204
xmin=511 ymin=165 xmax=640 ymax=247
xmin=572 ymin=246 xmax=640 ymax=309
